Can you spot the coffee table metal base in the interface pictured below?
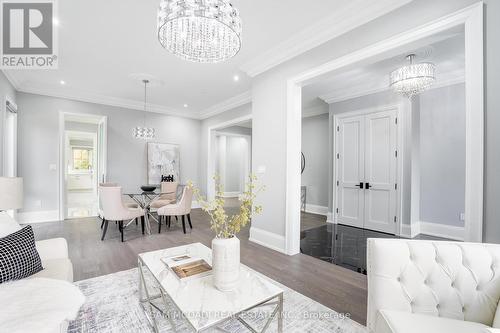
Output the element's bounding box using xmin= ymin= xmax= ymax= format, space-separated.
xmin=138 ymin=258 xmax=284 ymax=333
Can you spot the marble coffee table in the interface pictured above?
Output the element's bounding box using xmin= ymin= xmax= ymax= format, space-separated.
xmin=138 ymin=243 xmax=284 ymax=333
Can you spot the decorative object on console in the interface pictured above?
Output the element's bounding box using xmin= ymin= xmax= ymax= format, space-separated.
xmin=140 ymin=185 xmax=156 ymax=193
xmin=157 ymin=0 xmax=242 ymax=63
xmin=191 ymin=175 xmax=264 ymax=291
xmin=0 ymin=225 xmax=43 ymax=283
xmin=133 ymin=79 xmax=155 ymax=140
xmin=161 ymin=174 xmax=175 ymax=182
xmin=0 ymin=177 xmax=23 ymax=212
xmin=390 ymin=54 xmax=436 ymax=98
xmin=147 ymin=142 xmax=180 ymax=185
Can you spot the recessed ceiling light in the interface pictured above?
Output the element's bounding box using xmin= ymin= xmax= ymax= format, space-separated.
xmin=53 ymin=18 xmax=60 ymax=26
xmin=183 ymin=104 xmax=188 ymax=108
xmin=60 ymin=80 xmax=66 ymax=85
xmin=233 ymin=75 xmax=240 ymax=82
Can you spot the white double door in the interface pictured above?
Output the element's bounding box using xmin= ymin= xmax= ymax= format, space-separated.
xmin=336 ymin=109 xmax=399 ymax=234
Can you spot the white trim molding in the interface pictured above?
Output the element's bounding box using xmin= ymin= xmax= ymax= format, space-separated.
xmin=222 ymin=192 xmax=241 ymax=198
xmin=199 ymin=91 xmax=252 ymax=119
xmin=303 ymin=204 xmax=328 ymax=216
xmin=285 ymin=3 xmax=484 ymax=255
xmin=249 ymin=227 xmax=286 ymax=254
xmin=319 ymin=71 xmax=465 ymax=104
xmin=17 ymin=210 xmax=59 ymax=224
xmin=418 ymin=221 xmax=465 ymax=241
xmin=326 ymin=212 xmax=335 ymax=224
xmin=240 ymin=0 xmax=413 ymax=77
xmin=17 ymin=86 xmax=197 ymax=119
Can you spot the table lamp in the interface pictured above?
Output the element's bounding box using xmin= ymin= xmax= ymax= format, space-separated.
xmin=0 ymin=177 xmax=23 ymax=211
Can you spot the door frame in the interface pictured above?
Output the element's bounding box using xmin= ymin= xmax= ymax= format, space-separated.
xmin=58 ymin=112 xmax=107 ymax=220
xmin=206 ymin=114 xmax=252 ymax=201
xmin=285 ymin=3 xmax=484 ymax=254
xmin=215 ymin=131 xmax=252 ymax=197
xmin=2 ymin=95 xmax=17 ymax=177
xmin=333 ymin=105 xmax=403 ymax=235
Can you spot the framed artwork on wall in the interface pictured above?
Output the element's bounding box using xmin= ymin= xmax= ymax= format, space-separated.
xmin=147 ymin=142 xmax=180 ymax=185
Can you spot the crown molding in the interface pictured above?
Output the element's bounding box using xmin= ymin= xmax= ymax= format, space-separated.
xmin=302 ymin=104 xmax=329 ymax=118
xmin=320 ymin=73 xmax=465 ymax=104
xmin=199 ymin=90 xmax=252 ymax=120
xmin=16 ymin=85 xmax=200 ymax=119
xmin=239 ymin=0 xmax=413 ymax=77
xmin=1 ymin=70 xmax=21 ymax=90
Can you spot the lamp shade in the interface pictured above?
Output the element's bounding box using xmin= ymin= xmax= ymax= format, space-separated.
xmin=0 ymin=177 xmax=23 ymax=210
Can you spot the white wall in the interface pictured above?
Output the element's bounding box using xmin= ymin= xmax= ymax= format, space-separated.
xmin=250 ymin=0 xmax=478 ymax=251
xmin=199 ymin=103 xmax=251 ymax=196
xmin=301 ymin=113 xmax=329 ymax=208
xmin=17 ymin=92 xmax=201 ymax=215
xmin=0 ymin=72 xmax=17 ymax=173
xmin=216 ymin=135 xmax=249 ymax=194
xmin=419 ymin=83 xmax=465 ymax=227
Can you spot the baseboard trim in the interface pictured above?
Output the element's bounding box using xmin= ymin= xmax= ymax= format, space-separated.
xmin=418 ymin=221 xmax=465 ymax=241
xmin=326 ymin=212 xmax=336 ymax=224
xmin=17 ymin=210 xmax=60 ymax=224
xmin=400 ymin=223 xmax=420 ymax=238
xmin=222 ymin=192 xmax=240 ymax=198
xmin=303 ymin=204 xmax=328 ymax=216
xmin=249 ymin=227 xmax=286 ymax=254
xmin=191 ymin=200 xmax=201 ymax=209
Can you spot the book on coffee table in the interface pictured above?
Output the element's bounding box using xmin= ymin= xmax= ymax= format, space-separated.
xmin=161 ymin=254 xmax=212 ymax=281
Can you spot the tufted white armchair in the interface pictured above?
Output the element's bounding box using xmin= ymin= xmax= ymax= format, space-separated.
xmin=367 ymin=238 xmax=500 ymax=333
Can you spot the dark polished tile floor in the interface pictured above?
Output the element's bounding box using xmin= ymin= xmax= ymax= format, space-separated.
xmin=300 ymin=218 xmax=450 ymax=275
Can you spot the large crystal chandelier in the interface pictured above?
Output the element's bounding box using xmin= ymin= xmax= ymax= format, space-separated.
xmin=390 ymin=54 xmax=436 ymax=98
xmin=133 ymin=80 xmax=155 ymax=140
xmin=157 ymin=0 xmax=242 ymax=63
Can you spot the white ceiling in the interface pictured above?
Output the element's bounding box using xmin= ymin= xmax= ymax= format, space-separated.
xmin=3 ymin=0 xmax=413 ymax=119
xmin=303 ymin=29 xmax=465 ymax=108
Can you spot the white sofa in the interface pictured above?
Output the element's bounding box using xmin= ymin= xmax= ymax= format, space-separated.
xmin=367 ymin=238 xmax=500 ymax=333
xmin=0 ymin=212 xmax=82 ymax=332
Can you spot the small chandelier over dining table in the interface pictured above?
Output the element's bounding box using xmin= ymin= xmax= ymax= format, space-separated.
xmin=157 ymin=0 xmax=242 ymax=63
xmin=390 ymin=54 xmax=436 ymax=98
xmin=133 ymin=79 xmax=155 ymax=140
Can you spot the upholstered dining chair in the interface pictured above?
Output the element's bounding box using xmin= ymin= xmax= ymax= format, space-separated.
xmin=99 ymin=185 xmax=145 ymax=242
xmin=157 ymin=186 xmax=193 ymax=234
xmin=150 ymin=181 xmax=179 ymax=210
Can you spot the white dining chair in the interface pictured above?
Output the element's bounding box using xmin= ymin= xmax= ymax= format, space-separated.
xmin=157 ymin=186 xmax=193 ymax=234
xmin=99 ymin=185 xmax=145 ymax=242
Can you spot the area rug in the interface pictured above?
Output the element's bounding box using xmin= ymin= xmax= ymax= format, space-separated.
xmin=68 ymin=268 xmax=367 ymax=333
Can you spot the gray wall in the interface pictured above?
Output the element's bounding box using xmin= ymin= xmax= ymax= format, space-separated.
xmin=251 ymin=0 xmax=480 ymax=241
xmin=0 ymin=72 xmax=17 ymax=172
xmin=17 ymin=92 xmax=201 ymax=213
xmin=419 ymin=83 xmax=465 ymax=227
xmin=483 ymin=0 xmax=500 ymax=243
xmin=301 ymin=113 xmax=329 ymax=207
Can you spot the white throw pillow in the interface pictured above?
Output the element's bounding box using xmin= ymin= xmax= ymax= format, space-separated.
xmin=0 ymin=212 xmax=21 ymax=238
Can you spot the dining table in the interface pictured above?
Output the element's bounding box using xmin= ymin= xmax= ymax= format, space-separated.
xmin=123 ymin=190 xmax=176 ymax=235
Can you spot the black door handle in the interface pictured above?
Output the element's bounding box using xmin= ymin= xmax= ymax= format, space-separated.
xmin=365 ymin=182 xmax=372 ymax=189
xmin=355 ymin=182 xmax=364 ymax=189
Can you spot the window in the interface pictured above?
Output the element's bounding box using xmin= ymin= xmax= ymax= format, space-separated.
xmin=73 ymin=148 xmax=93 ymax=170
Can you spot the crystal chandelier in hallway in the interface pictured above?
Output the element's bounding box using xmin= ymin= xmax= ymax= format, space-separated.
xmin=390 ymin=54 xmax=436 ymax=98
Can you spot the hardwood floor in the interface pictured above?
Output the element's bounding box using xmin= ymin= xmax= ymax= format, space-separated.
xmin=31 ymin=208 xmax=368 ymax=325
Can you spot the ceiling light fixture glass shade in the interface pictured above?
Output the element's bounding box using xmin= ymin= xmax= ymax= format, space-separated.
xmin=390 ymin=54 xmax=436 ymax=98
xmin=133 ymin=80 xmax=155 ymax=140
xmin=157 ymin=0 xmax=242 ymax=63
